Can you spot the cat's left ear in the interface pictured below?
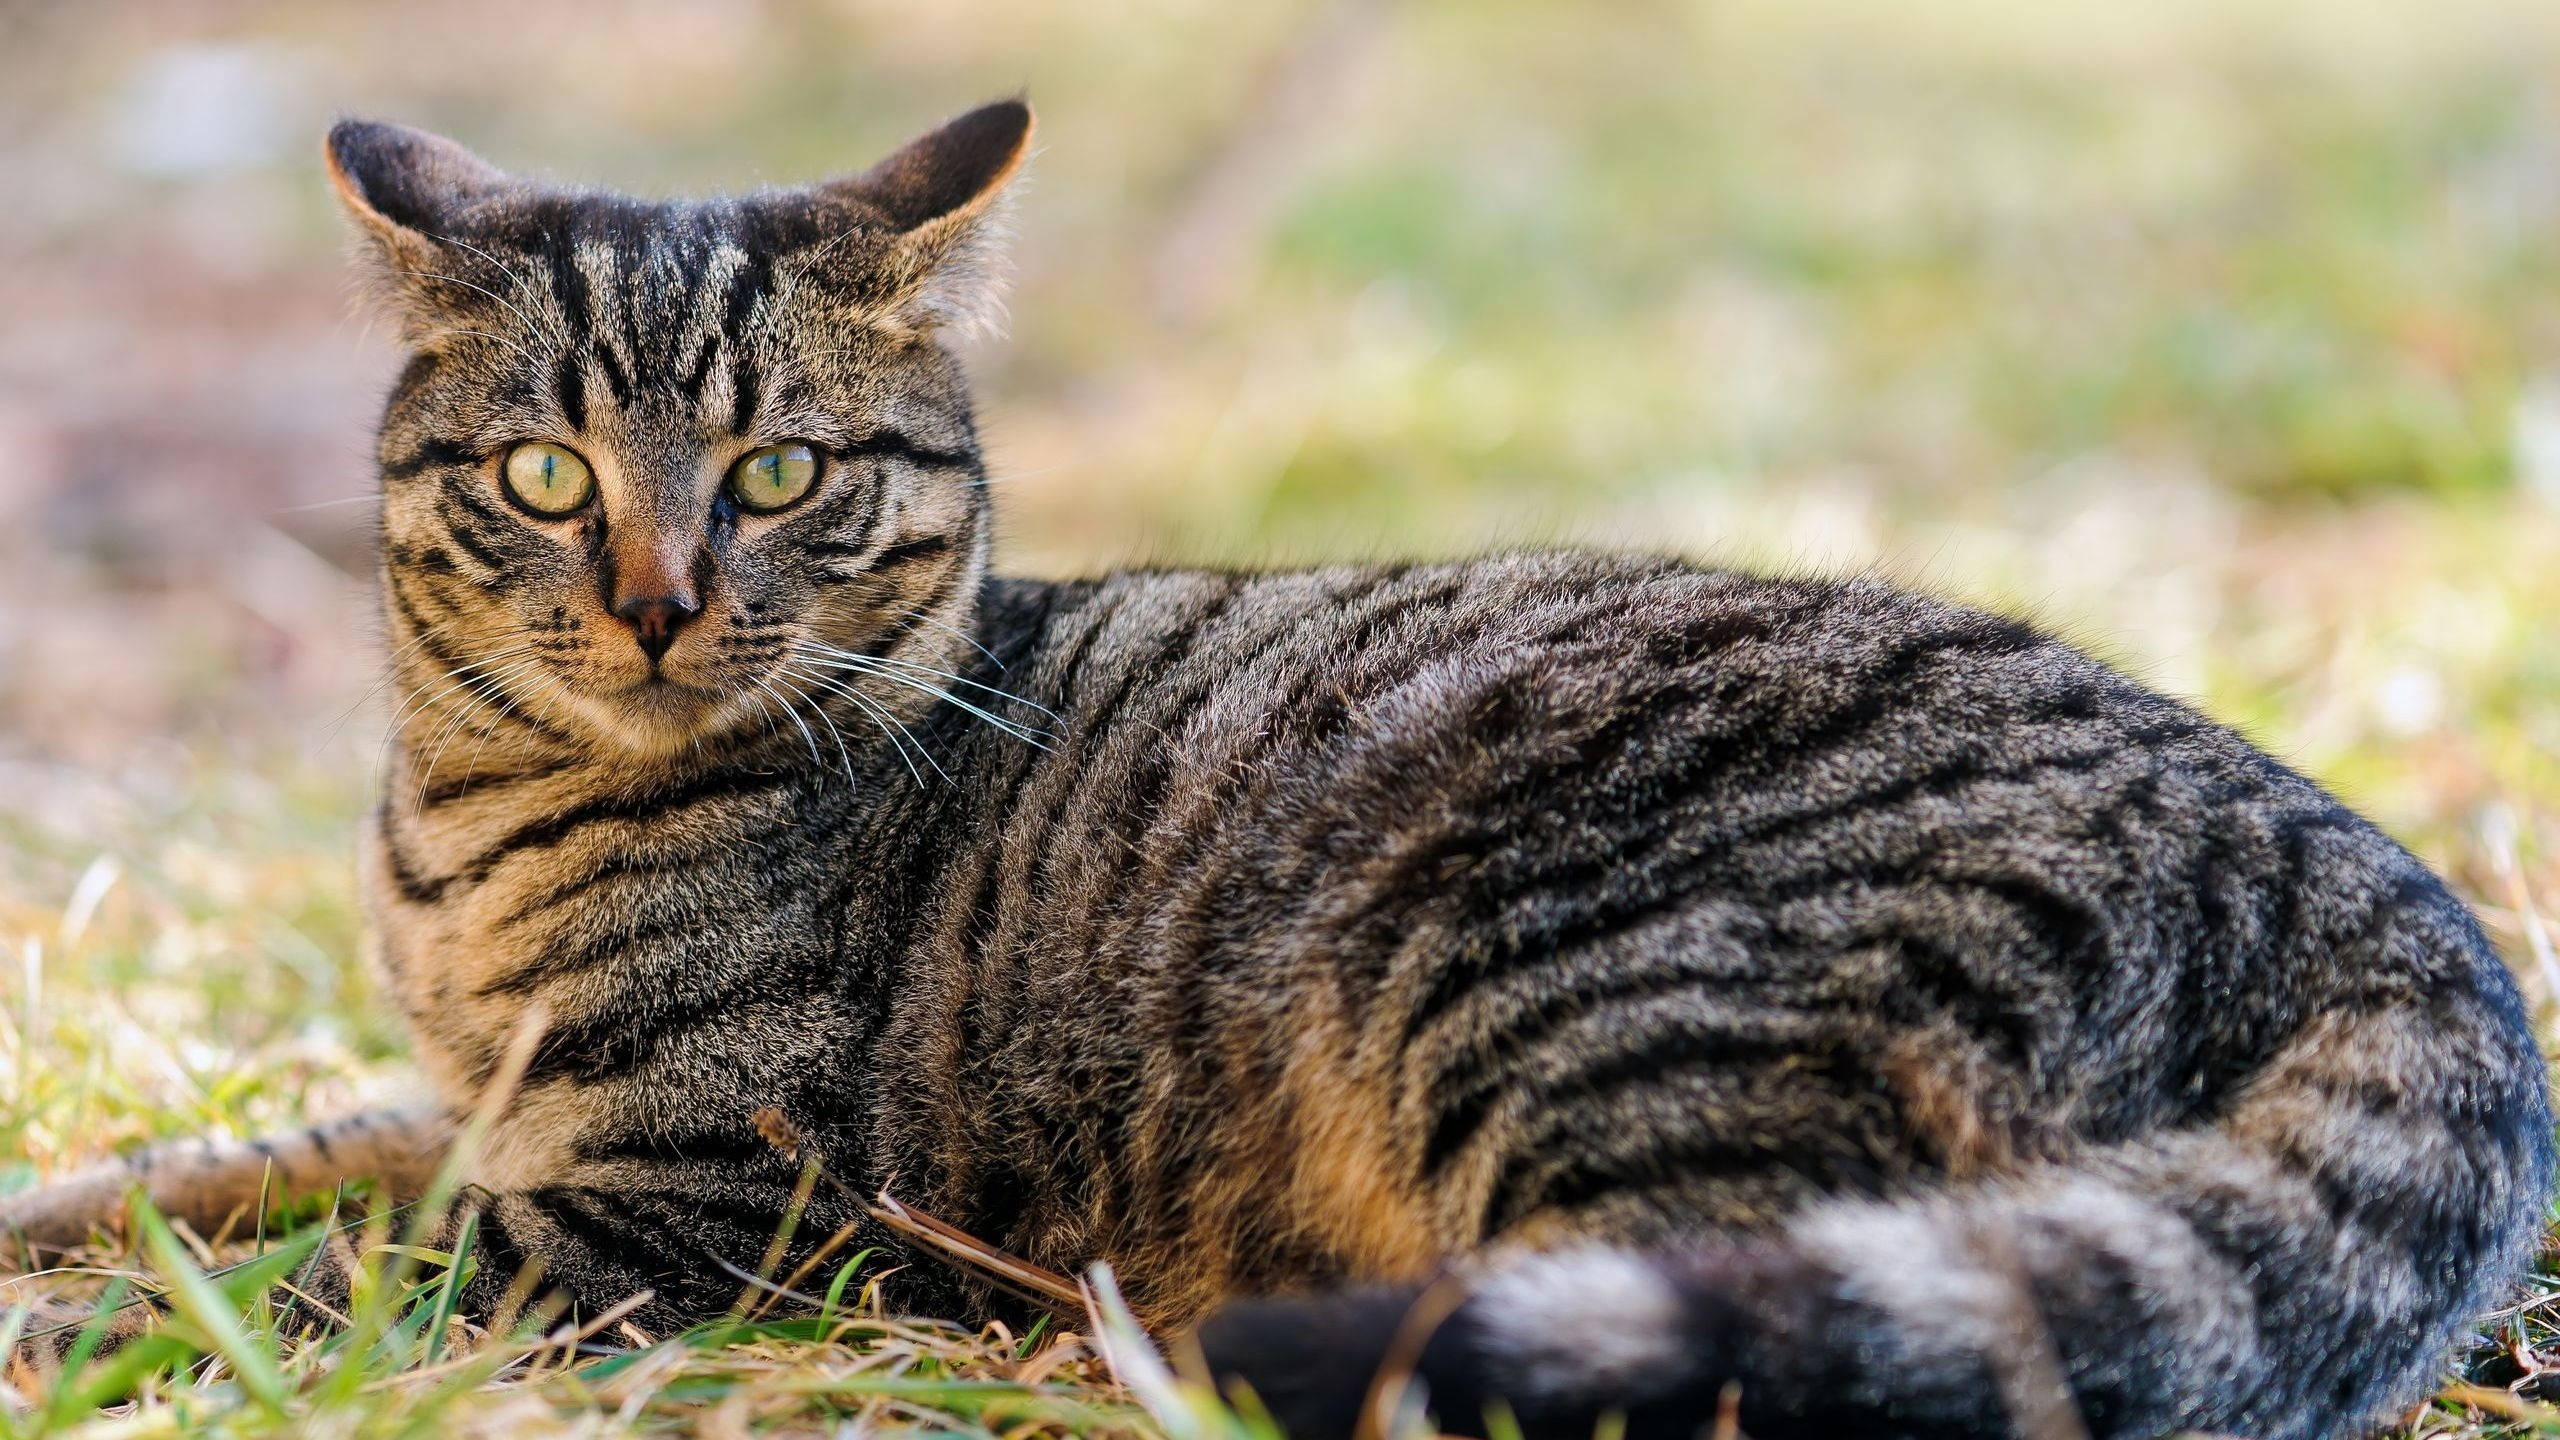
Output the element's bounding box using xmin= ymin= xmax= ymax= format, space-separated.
xmin=324 ymin=120 xmax=521 ymax=307
xmin=807 ymin=99 xmax=1035 ymax=335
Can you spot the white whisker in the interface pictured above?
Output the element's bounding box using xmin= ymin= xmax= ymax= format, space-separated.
xmin=767 ymin=669 xmax=857 ymax=783
xmin=394 ymin=269 xmax=565 ymax=350
xmin=754 ymin=675 xmax=825 ymax=769
xmin=796 ymin=652 xmax=1053 ymax=748
xmin=798 ymin=638 xmax=1059 ymax=722
xmin=412 ymin=655 xmax=554 ymax=813
xmin=780 ymin=658 xmax=944 ymax=786
xmin=899 ymin=606 xmax=1005 ymax=670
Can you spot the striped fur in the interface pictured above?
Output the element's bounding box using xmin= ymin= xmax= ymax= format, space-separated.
xmin=7 ymin=102 xmax=2550 ymax=1438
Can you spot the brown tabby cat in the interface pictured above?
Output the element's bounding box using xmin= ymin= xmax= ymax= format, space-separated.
xmin=5 ymin=101 xmax=2550 ymax=1440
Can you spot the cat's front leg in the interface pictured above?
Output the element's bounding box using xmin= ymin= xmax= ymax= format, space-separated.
xmin=415 ymin=1157 xmax=881 ymax=1340
xmin=0 ymin=1106 xmax=453 ymax=1265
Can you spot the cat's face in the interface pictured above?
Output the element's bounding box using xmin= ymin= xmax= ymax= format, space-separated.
xmin=333 ymin=103 xmax=1029 ymax=757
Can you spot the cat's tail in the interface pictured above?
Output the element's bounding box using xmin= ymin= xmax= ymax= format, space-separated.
xmin=1196 ymin=959 xmax=2554 ymax=1439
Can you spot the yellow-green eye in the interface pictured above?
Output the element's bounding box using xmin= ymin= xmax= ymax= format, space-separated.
xmin=500 ymin=442 xmax=595 ymax=517
xmin=727 ymin=443 xmax=820 ymax=512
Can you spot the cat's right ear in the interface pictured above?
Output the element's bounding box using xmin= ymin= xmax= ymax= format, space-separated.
xmin=325 ymin=120 xmax=516 ymax=281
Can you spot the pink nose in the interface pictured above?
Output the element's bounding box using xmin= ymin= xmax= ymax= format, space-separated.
xmin=615 ymin=592 xmax=700 ymax=662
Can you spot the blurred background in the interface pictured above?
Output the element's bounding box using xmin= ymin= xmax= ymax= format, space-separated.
xmin=0 ymin=0 xmax=2556 ymax=1173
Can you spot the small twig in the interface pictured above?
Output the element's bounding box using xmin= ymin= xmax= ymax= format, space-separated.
xmin=866 ymin=1192 xmax=1088 ymax=1325
xmin=751 ymin=1107 xmax=1089 ymax=1328
xmin=1969 ymin=1226 xmax=2092 ymax=1440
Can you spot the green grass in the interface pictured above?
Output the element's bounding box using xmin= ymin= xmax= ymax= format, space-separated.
xmin=5 ymin=0 xmax=2560 ymax=1433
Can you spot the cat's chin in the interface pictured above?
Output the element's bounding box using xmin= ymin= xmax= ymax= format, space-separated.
xmin=559 ymin=678 xmax=757 ymax=759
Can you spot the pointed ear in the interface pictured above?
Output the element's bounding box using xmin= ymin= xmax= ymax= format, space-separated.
xmin=809 ymin=100 xmax=1034 ymax=335
xmin=325 ymin=120 xmax=520 ymax=299
xmin=833 ymin=99 xmax=1034 ymax=231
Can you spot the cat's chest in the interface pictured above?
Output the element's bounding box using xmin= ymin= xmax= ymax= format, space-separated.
xmin=361 ymin=770 xmax=864 ymax=1104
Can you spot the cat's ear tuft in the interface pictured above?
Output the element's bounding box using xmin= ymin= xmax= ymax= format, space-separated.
xmin=325 ymin=120 xmax=516 ymax=281
xmin=811 ymin=100 xmax=1035 ymax=336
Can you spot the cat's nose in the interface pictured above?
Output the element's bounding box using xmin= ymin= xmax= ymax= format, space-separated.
xmin=614 ymin=592 xmax=701 ymax=663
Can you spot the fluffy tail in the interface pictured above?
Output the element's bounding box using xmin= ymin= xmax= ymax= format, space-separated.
xmin=1198 ymin=968 xmax=2553 ymax=1439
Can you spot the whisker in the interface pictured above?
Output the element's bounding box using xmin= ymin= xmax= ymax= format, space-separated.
xmin=767 ymin=668 xmax=857 ymax=784
xmin=418 ymin=656 xmax=564 ymax=811
xmin=797 ymin=653 xmax=1053 ymax=748
xmin=411 ymin=656 xmax=554 ymax=813
xmin=317 ymin=625 xmax=446 ymax=748
xmin=441 ymin=328 xmax=547 ymax=371
xmin=797 ymin=639 xmax=1059 ymax=722
xmin=781 ymin=659 xmax=943 ymax=786
xmin=372 ymin=643 xmax=542 ymax=779
xmin=453 ymin=662 xmax=567 ymax=800
xmin=898 ymin=606 xmax=1006 ymax=670
xmin=393 ymin=269 xmax=565 ymax=350
xmin=754 ymin=675 xmax=825 ymax=769
xmin=424 ymin=232 xmax=553 ymax=325
xmin=380 ymin=644 xmax=539 ymax=740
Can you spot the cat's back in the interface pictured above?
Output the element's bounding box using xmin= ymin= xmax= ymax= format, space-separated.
xmin=955 ymin=550 xmax=2362 ymax=1009
xmin=890 ymin=553 xmax=2424 ymax=1303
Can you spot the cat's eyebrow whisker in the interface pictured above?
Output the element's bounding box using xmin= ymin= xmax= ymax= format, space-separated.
xmin=393 ymin=269 xmax=566 ymax=351
xmin=441 ymin=328 xmax=548 ymax=370
xmin=423 ymin=232 xmax=555 ymax=327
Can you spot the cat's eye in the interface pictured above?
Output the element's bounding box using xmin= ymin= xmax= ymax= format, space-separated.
xmin=500 ymin=442 xmax=595 ymax=517
xmin=727 ymin=443 xmax=821 ymax=513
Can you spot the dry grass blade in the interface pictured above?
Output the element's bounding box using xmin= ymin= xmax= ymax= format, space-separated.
xmin=1709 ymin=1380 xmax=1745 ymax=1440
xmin=865 ymin=1192 xmax=1090 ymax=1327
xmin=752 ymin=1107 xmax=1090 ymax=1327
xmin=2439 ymin=1384 xmax=2560 ymax=1424
xmin=1971 ymin=1226 xmax=2094 ymax=1440
xmin=1350 ymin=1272 xmax=1471 ymax=1440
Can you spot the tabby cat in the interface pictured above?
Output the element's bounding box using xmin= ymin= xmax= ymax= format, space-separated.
xmin=6 ymin=101 xmax=2551 ymax=1440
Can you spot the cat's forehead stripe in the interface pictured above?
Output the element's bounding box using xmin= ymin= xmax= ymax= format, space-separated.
xmin=531 ymin=222 xmax=770 ymax=428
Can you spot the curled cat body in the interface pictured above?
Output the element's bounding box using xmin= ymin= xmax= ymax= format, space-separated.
xmin=7 ymin=101 xmax=2550 ymax=1440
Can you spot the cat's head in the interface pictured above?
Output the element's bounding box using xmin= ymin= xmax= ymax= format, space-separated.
xmin=332 ymin=102 xmax=1030 ymax=758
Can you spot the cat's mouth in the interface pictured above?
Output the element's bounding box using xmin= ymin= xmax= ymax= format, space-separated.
xmin=559 ymin=672 xmax=751 ymax=757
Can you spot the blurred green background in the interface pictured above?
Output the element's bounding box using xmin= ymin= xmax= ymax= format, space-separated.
xmin=0 ymin=0 xmax=2555 ymax=1241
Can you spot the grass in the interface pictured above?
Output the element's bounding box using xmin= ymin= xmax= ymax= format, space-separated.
xmin=4 ymin=0 xmax=2560 ymax=1434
